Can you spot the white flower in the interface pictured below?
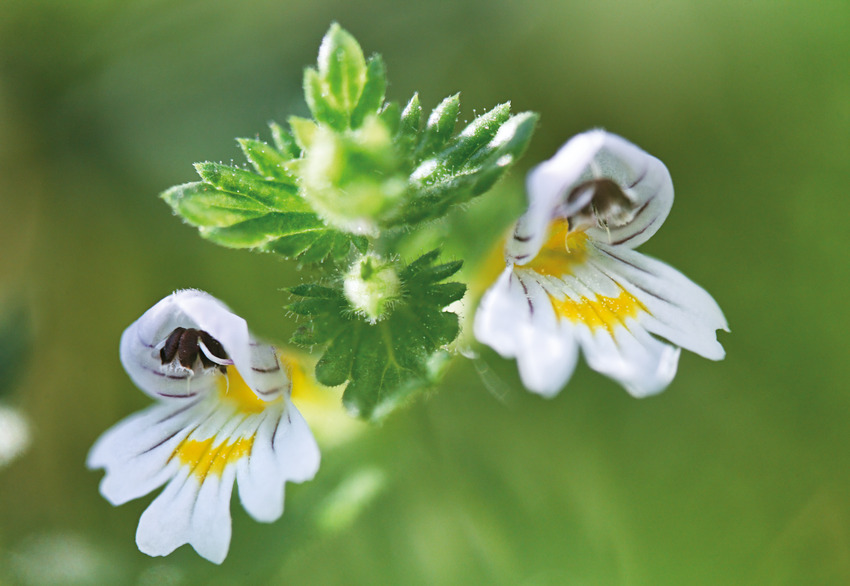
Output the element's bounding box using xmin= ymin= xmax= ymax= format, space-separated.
xmin=87 ymin=290 xmax=320 ymax=564
xmin=474 ymin=130 xmax=728 ymax=398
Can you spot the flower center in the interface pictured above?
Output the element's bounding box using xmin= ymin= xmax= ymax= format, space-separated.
xmin=524 ymin=219 xmax=588 ymax=277
xmin=218 ymin=365 xmax=280 ymax=414
xmin=160 ymin=327 xmax=229 ymax=373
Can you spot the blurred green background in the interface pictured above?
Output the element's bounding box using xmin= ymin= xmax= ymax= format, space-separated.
xmin=1 ymin=0 xmax=849 ymax=584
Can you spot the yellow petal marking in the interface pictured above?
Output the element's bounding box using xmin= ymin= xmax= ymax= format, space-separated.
xmin=548 ymin=288 xmax=647 ymax=333
xmin=281 ymin=355 xmax=323 ymax=405
xmin=172 ymin=436 xmax=254 ymax=481
xmin=524 ymin=219 xmax=589 ymax=277
xmin=218 ymin=365 xmax=280 ymax=415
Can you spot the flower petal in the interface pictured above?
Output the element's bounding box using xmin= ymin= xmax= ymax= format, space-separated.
xmin=86 ymin=401 xmax=210 ymax=505
xmin=577 ymin=132 xmax=673 ymax=249
xmin=236 ymin=401 xmax=320 ymax=522
xmin=590 ymin=243 xmax=728 ymax=360
xmin=575 ymin=318 xmax=681 ymax=397
xmin=509 ymin=130 xmax=606 ymax=262
xmin=120 ymin=290 xmax=290 ymax=401
xmin=135 ymin=468 xmax=203 ymax=559
xmin=134 ymin=404 xmax=262 ymax=563
xmin=135 ymin=464 xmax=235 ymax=565
xmin=474 ymin=268 xmax=580 ymax=397
xmin=508 ymin=130 xmax=673 ymax=264
xmin=516 ymin=256 xmax=680 ymax=396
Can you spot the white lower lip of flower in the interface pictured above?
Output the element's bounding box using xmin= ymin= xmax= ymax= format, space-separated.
xmin=88 ymin=290 xmax=320 ymax=564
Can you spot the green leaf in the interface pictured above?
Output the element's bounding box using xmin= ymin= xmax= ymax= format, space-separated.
xmin=399 ymin=93 xmax=422 ymax=140
xmin=304 ymin=23 xmax=372 ymax=131
xmin=289 ymin=116 xmax=319 ymax=151
xmin=392 ymin=110 xmax=539 ymax=225
xmin=288 ymin=250 xmax=466 ymax=420
xmin=304 ymin=67 xmax=348 ymax=130
xmin=319 ymin=24 xmax=366 ymax=112
xmin=414 ymin=93 xmax=460 ymax=162
xmin=437 ymin=102 xmax=512 ymax=172
xmin=350 ymin=55 xmax=387 ymax=128
xmin=237 ymin=138 xmax=297 ymax=183
xmin=162 ymin=162 xmax=361 ymax=263
xmin=269 ymin=122 xmax=301 ymax=158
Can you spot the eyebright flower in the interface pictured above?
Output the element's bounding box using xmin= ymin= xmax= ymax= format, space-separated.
xmin=87 ymin=290 xmax=320 ymax=564
xmin=474 ymin=130 xmax=728 ymax=397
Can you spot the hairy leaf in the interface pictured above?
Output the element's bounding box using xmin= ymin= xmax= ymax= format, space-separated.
xmin=288 ymin=250 xmax=466 ymax=420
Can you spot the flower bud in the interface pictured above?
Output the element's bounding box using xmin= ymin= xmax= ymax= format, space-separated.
xmin=300 ymin=116 xmax=407 ymax=235
xmin=343 ymin=254 xmax=401 ymax=322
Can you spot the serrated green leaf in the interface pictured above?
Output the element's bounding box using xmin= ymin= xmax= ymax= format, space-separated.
xmin=296 ymin=231 xmax=339 ymax=264
xmin=399 ymin=93 xmax=422 ymax=139
xmin=414 ymin=93 xmax=460 ymax=162
xmin=400 ymin=248 xmax=442 ymax=277
xmin=304 ymin=67 xmax=348 ymax=130
xmin=269 ymin=122 xmax=301 ymax=158
xmin=162 ymin=182 xmax=269 ymax=227
xmin=237 ymin=138 xmax=297 ymax=183
xmin=194 ymin=162 xmax=308 ymax=211
xmin=289 ymin=116 xmax=318 ymax=151
xmin=199 ymin=212 xmax=323 ymax=248
xmin=288 ymin=250 xmax=466 ymax=420
xmin=377 ymin=101 xmax=400 ymax=136
xmin=436 ymin=102 xmax=512 ymax=172
xmin=423 ymin=282 xmax=467 ymax=306
xmin=309 ymin=23 xmax=368 ymax=130
xmin=387 ymin=110 xmax=538 ymax=226
xmin=350 ymin=55 xmax=387 ymax=128
xmin=465 ymin=111 xmax=538 ymax=170
xmin=316 ymin=326 xmax=358 ymax=386
xmin=351 ymin=235 xmax=369 ymax=253
xmin=163 ymin=166 xmax=361 ymax=264
xmin=412 ymin=259 xmax=464 ymax=284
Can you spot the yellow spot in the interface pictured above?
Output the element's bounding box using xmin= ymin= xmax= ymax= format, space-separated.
xmin=218 ymin=366 xmax=280 ymax=414
xmin=549 ymin=288 xmax=647 ymax=333
xmin=281 ymin=355 xmax=325 ymax=405
xmin=471 ymin=231 xmax=509 ymax=298
xmin=525 ymin=219 xmax=589 ymax=278
xmin=172 ymin=436 xmax=254 ymax=481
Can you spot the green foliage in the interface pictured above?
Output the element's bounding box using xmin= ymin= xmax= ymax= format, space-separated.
xmin=158 ymin=23 xmax=537 ymax=418
xmin=391 ymin=103 xmax=539 ymax=225
xmin=161 ymin=160 xmax=366 ymax=262
xmin=304 ymin=23 xmax=385 ymax=132
xmin=288 ymin=250 xmax=466 ymax=420
xmin=163 ymin=23 xmax=537 ymax=247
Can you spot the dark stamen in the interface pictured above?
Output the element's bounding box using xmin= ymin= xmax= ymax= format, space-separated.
xmin=160 ymin=327 xmax=229 ymax=374
xmin=199 ymin=331 xmax=228 ymax=361
xmin=177 ymin=329 xmax=201 ymax=368
xmin=160 ymin=327 xmax=186 ymax=364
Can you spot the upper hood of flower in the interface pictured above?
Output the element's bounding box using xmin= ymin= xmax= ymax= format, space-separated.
xmin=507 ymin=130 xmax=674 ymax=264
xmin=120 ymin=289 xmax=289 ymax=401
